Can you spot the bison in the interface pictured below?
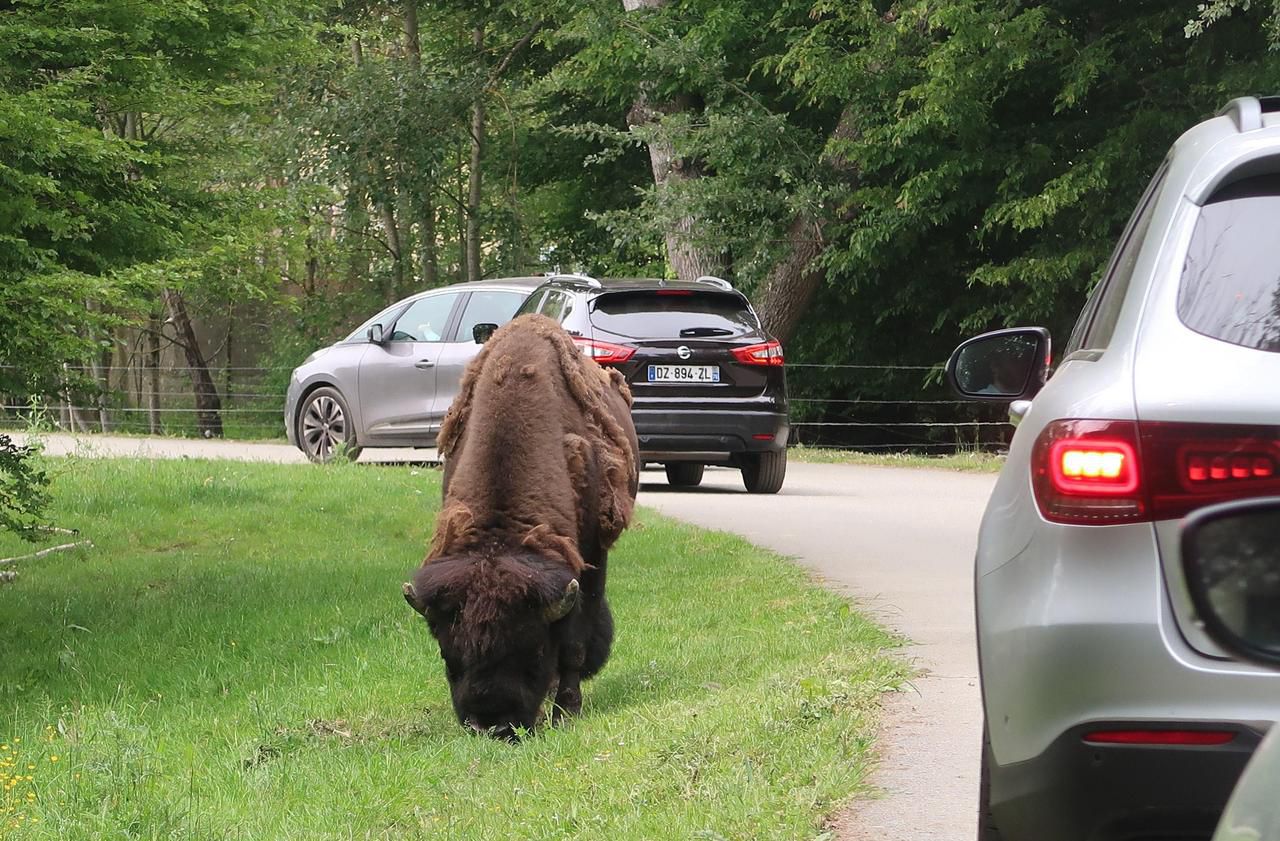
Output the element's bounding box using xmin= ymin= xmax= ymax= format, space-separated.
xmin=402 ymin=314 xmax=639 ymax=739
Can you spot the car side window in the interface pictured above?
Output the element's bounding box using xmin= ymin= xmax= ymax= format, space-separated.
xmin=516 ymin=289 xmax=546 ymax=316
xmin=1064 ymin=166 xmax=1169 ymax=357
xmin=390 ymin=293 xmax=458 ymax=342
xmin=455 ymin=291 xmax=526 ymax=343
xmin=540 ymin=290 xmax=571 ymax=322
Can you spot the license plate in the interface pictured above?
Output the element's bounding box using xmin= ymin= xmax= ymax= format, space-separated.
xmin=647 ymin=365 xmax=720 ymax=383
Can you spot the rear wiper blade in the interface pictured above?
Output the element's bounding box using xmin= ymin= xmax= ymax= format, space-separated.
xmin=679 ymin=327 xmax=734 ymax=337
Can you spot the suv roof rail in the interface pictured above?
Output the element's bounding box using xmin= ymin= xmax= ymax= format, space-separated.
xmin=695 ymin=275 xmax=733 ymax=290
xmin=548 ymin=272 xmax=602 ymax=289
xmin=1218 ymin=96 xmax=1280 ymax=133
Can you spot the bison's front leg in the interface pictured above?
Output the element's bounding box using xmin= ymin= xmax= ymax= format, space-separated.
xmin=552 ymin=669 xmax=583 ymax=723
xmin=552 ymin=628 xmax=586 ymax=723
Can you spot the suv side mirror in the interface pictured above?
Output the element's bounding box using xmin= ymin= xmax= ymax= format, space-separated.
xmin=472 ymin=322 xmax=499 ymax=344
xmin=946 ymin=327 xmax=1051 ymax=402
xmin=1182 ymin=497 xmax=1280 ymax=668
xmin=367 ymin=323 xmax=386 ymax=345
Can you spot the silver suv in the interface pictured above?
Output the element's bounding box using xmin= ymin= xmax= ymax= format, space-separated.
xmin=947 ymin=97 xmax=1280 ymax=840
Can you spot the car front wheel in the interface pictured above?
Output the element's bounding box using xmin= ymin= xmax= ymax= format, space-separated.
xmin=741 ymin=449 xmax=786 ymax=494
xmin=298 ymin=386 xmax=362 ymax=464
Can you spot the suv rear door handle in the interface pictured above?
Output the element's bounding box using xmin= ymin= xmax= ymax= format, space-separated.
xmin=415 ymin=359 xmax=435 ymax=369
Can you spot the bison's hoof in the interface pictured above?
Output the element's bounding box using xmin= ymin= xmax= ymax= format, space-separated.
xmin=551 ymin=690 xmax=582 ymax=723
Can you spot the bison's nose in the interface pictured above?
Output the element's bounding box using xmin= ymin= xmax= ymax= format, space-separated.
xmin=464 ymin=718 xmax=519 ymax=741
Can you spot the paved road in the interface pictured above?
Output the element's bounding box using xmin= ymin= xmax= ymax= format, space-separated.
xmin=15 ymin=433 xmax=995 ymax=839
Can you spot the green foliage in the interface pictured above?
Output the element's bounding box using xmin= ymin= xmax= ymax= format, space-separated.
xmin=0 ymin=435 xmax=49 ymax=541
xmin=1186 ymin=0 xmax=1280 ymax=46
xmin=7 ymin=0 xmax=1280 ymax=453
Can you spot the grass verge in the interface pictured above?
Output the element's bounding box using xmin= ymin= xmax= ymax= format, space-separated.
xmin=788 ymin=446 xmax=1005 ymax=473
xmin=0 ymin=458 xmax=904 ymax=839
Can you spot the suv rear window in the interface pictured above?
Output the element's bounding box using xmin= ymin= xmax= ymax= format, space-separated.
xmin=589 ymin=291 xmax=758 ymax=339
xmin=1178 ymin=173 xmax=1280 ymax=353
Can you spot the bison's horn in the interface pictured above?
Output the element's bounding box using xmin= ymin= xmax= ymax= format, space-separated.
xmin=544 ymin=579 xmax=580 ymax=622
xmin=402 ymin=581 xmax=421 ymax=611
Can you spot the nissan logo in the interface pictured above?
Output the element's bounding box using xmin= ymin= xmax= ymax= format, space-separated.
xmin=677 ymin=345 xmax=692 ymax=360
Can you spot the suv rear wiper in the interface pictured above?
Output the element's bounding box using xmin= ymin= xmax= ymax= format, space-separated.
xmin=679 ymin=327 xmax=734 ymax=337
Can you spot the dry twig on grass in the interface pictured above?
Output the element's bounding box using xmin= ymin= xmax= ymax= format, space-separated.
xmin=0 ymin=540 xmax=94 ymax=567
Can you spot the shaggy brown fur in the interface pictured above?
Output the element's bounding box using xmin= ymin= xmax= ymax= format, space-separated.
xmin=429 ymin=313 xmax=638 ymax=572
xmin=404 ymin=314 xmax=639 ymax=737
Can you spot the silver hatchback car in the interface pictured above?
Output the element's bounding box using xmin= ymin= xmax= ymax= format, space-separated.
xmin=285 ymin=278 xmax=542 ymax=462
xmin=948 ymin=97 xmax=1280 ymax=841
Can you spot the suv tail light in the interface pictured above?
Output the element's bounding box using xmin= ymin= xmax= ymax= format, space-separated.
xmin=1032 ymin=419 xmax=1280 ymax=525
xmin=572 ymin=337 xmax=635 ymax=364
xmin=1033 ymin=420 xmax=1147 ymax=524
xmin=731 ymin=341 xmax=785 ymax=366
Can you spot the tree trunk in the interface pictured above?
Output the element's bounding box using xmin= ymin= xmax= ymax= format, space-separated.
xmin=622 ymin=0 xmax=723 ymax=280
xmin=146 ymin=315 xmax=161 ymax=435
xmin=162 ymin=288 xmax=223 ymax=439
xmin=466 ymin=26 xmax=485 ymax=283
xmin=626 ymin=97 xmax=724 ymax=280
xmin=403 ymin=1 xmax=421 ymax=69
xmin=92 ymin=340 xmax=112 ymax=433
xmin=457 ymin=147 xmax=467 ymax=282
xmin=349 ymin=34 xmax=403 ymax=300
xmin=750 ymin=107 xmax=861 ymax=345
xmin=345 ymin=37 xmax=371 ymax=292
xmin=379 ymin=199 xmax=404 ymax=303
xmin=62 ymin=364 xmax=90 ymax=433
xmin=419 ymin=201 xmax=439 ymax=287
xmin=343 ymin=182 xmax=371 ymax=290
xmin=753 ymin=214 xmax=827 ymax=345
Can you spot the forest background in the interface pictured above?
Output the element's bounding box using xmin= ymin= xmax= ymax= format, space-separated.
xmin=3 ymin=0 xmax=1280 ymax=461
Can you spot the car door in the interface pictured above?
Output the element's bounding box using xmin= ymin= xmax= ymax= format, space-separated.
xmin=358 ymin=291 xmax=462 ymax=445
xmin=430 ymin=288 xmax=530 ymax=423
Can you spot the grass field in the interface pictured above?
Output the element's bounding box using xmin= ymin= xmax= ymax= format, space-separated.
xmin=788 ymin=446 xmax=1006 ymax=473
xmin=0 ymin=458 xmax=904 ymax=839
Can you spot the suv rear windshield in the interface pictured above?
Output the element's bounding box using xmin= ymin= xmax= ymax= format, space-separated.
xmin=589 ymin=291 xmax=758 ymax=339
xmin=1178 ymin=173 xmax=1280 ymax=353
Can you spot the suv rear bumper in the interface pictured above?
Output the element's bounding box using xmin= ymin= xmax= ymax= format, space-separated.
xmin=978 ymin=518 xmax=1280 ymax=841
xmin=989 ymin=723 xmax=1259 ymax=841
xmin=631 ymin=407 xmax=788 ymax=458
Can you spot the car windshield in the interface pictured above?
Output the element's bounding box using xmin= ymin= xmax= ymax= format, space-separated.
xmin=344 ymin=303 xmax=405 ymax=343
xmin=1178 ymin=173 xmax=1280 ymax=353
xmin=589 ymin=291 xmax=758 ymax=340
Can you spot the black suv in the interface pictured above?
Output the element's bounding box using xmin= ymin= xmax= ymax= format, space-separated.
xmin=515 ymin=274 xmax=789 ymax=493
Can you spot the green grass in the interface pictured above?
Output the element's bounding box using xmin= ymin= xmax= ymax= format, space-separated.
xmin=788 ymin=446 xmax=1005 ymax=473
xmin=0 ymin=459 xmax=904 ymax=839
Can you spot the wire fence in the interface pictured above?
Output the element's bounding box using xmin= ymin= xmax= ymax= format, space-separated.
xmin=0 ymin=362 xmax=1015 ymax=453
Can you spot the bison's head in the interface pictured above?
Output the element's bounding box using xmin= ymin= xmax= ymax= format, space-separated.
xmin=402 ymin=552 xmax=580 ymax=740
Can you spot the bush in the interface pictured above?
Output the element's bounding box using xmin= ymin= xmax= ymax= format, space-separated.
xmin=0 ymin=433 xmax=49 ymax=540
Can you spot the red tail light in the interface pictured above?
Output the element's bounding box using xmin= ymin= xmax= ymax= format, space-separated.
xmin=654 ymin=289 xmax=693 ymax=296
xmin=1033 ymin=420 xmax=1146 ymax=524
xmin=1083 ymin=729 xmax=1236 ymax=746
xmin=572 ymin=337 xmax=635 ymax=364
xmin=731 ymin=341 xmax=785 ymax=366
xmin=1141 ymin=421 xmax=1280 ymax=520
xmin=1032 ymin=419 xmax=1280 ymax=525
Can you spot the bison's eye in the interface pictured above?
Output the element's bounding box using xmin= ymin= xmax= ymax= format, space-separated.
xmin=426 ymin=603 xmax=458 ymax=629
